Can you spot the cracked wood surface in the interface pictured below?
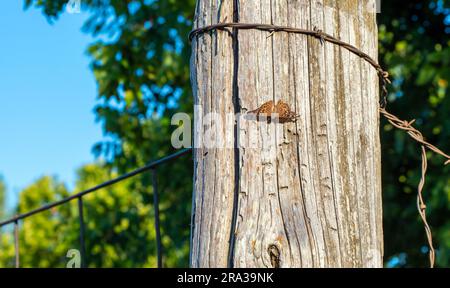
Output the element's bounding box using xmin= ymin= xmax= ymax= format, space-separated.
xmin=190 ymin=0 xmax=383 ymax=268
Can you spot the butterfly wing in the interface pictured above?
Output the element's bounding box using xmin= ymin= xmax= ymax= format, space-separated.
xmin=248 ymin=101 xmax=274 ymax=122
xmin=276 ymin=100 xmax=299 ymax=123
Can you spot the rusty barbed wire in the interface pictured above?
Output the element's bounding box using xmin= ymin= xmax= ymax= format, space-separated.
xmin=379 ymin=109 xmax=450 ymax=166
xmin=189 ymin=22 xmax=391 ymax=107
xmin=419 ymin=146 xmax=436 ymax=268
xmin=380 ymin=108 xmax=450 ymax=268
xmin=190 ymin=22 xmax=450 ymax=268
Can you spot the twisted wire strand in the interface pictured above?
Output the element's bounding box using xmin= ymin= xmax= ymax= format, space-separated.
xmin=189 ymin=22 xmax=391 ymax=106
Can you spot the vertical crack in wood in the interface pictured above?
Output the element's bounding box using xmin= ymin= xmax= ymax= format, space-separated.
xmin=227 ymin=0 xmax=240 ymax=268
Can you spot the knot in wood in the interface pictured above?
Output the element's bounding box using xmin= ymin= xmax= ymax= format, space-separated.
xmin=267 ymin=244 xmax=281 ymax=268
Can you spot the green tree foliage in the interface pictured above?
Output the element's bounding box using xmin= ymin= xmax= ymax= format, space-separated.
xmin=0 ymin=177 xmax=76 ymax=268
xmin=0 ymin=164 xmax=185 ymax=268
xmin=75 ymin=164 xmax=189 ymax=268
xmin=0 ymin=0 xmax=446 ymax=267
xmin=378 ymin=0 xmax=450 ymax=267
xmin=24 ymin=0 xmax=196 ymax=162
xmin=1 ymin=0 xmax=195 ymax=266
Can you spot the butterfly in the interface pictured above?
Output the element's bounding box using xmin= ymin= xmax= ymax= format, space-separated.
xmin=247 ymin=100 xmax=299 ymax=123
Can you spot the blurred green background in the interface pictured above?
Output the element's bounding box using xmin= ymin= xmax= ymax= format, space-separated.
xmin=0 ymin=0 xmax=448 ymax=267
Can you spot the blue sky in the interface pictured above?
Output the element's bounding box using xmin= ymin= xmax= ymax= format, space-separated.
xmin=0 ymin=1 xmax=102 ymax=210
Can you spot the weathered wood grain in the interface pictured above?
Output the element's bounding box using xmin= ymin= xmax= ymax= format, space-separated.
xmin=190 ymin=0 xmax=382 ymax=268
xmin=190 ymin=0 xmax=235 ymax=267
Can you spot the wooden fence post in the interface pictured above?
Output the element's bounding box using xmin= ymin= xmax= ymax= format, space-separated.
xmin=190 ymin=0 xmax=383 ymax=268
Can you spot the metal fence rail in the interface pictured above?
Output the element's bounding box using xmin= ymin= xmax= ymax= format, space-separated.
xmin=0 ymin=148 xmax=192 ymax=268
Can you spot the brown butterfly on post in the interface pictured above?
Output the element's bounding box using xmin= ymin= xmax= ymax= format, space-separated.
xmin=247 ymin=100 xmax=299 ymax=124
